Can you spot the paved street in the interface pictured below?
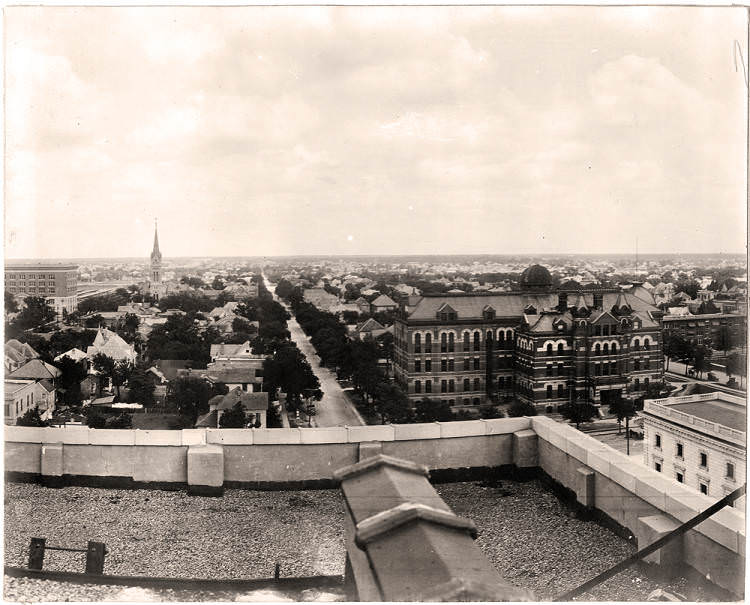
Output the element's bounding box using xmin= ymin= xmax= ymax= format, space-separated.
xmin=263 ymin=274 xmax=365 ymax=427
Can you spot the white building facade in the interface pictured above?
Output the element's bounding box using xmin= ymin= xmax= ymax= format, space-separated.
xmin=642 ymin=393 xmax=746 ymax=507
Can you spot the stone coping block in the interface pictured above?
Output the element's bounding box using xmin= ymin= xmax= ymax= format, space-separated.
xmin=609 ymin=459 xmax=651 ymax=493
xmin=634 ymin=473 xmax=674 ymax=510
xmin=60 ymin=426 xmax=89 ymax=445
xmin=5 ymin=426 xmax=46 ymax=443
xmin=545 ymin=423 xmax=569 ymax=451
xmin=437 ymin=420 xmax=487 ymax=439
xmin=252 ymin=428 xmax=302 ymax=445
xmin=393 ymin=422 xmax=441 ymax=441
xmin=206 ymin=429 xmax=254 ymax=445
xmin=88 ymin=429 xmax=136 ymax=446
xmin=483 ymin=417 xmax=531 ymax=435
xmin=530 ymin=416 xmax=555 ymax=441
xmin=699 ymin=513 xmax=742 ymax=553
xmin=664 ymin=489 xmax=715 ymax=523
xmin=41 ymin=428 xmax=66 ymax=444
xmin=563 ymin=434 xmax=590 ymax=464
xmin=134 ymin=430 xmax=183 ymax=446
xmin=181 ymin=429 xmax=207 ymax=446
xmin=347 ymin=425 xmax=394 ymax=443
xmin=299 ymin=427 xmax=349 ymax=444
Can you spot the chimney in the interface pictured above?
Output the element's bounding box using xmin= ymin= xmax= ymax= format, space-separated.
xmin=557 ymin=292 xmax=568 ymax=312
xmin=593 ymin=293 xmax=603 ymax=309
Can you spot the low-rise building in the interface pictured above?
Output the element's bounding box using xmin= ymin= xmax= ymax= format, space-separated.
xmin=4 ymin=379 xmax=55 ymax=424
xmin=86 ymin=328 xmax=137 ymax=363
xmin=5 ymin=339 xmax=39 ymax=373
xmin=642 ymin=392 xmax=746 ymax=507
xmin=195 ymin=388 xmax=269 ymax=428
xmin=370 ymin=294 xmax=398 ymax=313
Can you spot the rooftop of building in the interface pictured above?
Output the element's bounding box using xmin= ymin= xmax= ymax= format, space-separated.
xmin=4 ymin=262 xmax=79 ymax=270
xmin=664 ymin=396 xmax=746 ymax=433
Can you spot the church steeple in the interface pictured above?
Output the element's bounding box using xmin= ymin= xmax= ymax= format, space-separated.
xmin=150 ymin=219 xmax=162 ymax=284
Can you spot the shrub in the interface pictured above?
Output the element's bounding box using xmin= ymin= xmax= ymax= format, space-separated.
xmin=16 ymin=406 xmax=49 ymax=427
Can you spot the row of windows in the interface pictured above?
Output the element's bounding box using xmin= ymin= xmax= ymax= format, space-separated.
xmin=414 ymin=358 xmax=483 ymax=373
xmin=6 ymin=287 xmax=57 ymax=294
xmin=414 ymin=378 xmax=483 ymax=394
xmin=5 ymin=273 xmax=57 ymax=279
xmin=654 ymin=462 xmax=734 ymax=495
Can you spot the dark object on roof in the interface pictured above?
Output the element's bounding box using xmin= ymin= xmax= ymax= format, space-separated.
xmin=520 ymin=264 xmax=553 ymax=291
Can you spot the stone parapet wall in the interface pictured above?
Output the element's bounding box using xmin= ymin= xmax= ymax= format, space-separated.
xmin=530 ymin=416 xmax=745 ymax=597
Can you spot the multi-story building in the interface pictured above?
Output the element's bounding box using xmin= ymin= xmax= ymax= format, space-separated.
xmin=393 ymin=264 xmax=664 ymax=412
xmin=4 ymin=262 xmax=78 ymax=316
xmin=4 ymin=379 xmax=55 ymax=424
xmin=642 ymin=392 xmax=746 ymax=507
xmin=662 ymin=310 xmax=747 ymax=350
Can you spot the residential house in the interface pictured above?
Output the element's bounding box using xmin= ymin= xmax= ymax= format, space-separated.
xmin=5 ymin=339 xmax=39 ymax=373
xmin=5 ymin=379 xmax=54 ymax=424
xmin=354 ymin=297 xmax=372 ymax=314
xmin=370 ymin=294 xmax=398 ymax=313
xmin=195 ymin=388 xmax=269 ymax=428
xmin=86 ymin=328 xmax=137 ymax=363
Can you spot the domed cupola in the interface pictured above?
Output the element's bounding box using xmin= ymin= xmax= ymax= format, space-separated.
xmin=519 ymin=264 xmax=553 ymax=292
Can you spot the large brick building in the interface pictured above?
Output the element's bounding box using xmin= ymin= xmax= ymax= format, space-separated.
xmin=4 ymin=262 xmax=78 ymax=316
xmin=393 ymin=264 xmax=665 ymax=412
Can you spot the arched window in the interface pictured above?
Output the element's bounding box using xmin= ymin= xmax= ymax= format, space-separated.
xmin=634 ymin=359 xmax=640 ymax=370
xmin=463 ymin=378 xmax=470 ymax=391
xmin=595 ymin=344 xmax=601 ymax=355
xmin=414 ymin=333 xmax=421 ymax=353
xmin=425 ymin=333 xmax=432 ymax=352
xmin=441 ymin=333 xmax=447 ymax=353
xmin=498 ymin=376 xmax=504 ymax=389
xmin=414 ymin=380 xmax=421 ymax=394
xmin=644 ymin=377 xmax=650 ymax=389
xmin=634 ymin=378 xmax=640 ymax=391
xmin=498 ymin=331 xmax=505 ymax=344
xmin=612 ymin=343 xmax=617 ymax=354
xmin=473 ymin=332 xmax=481 ymax=351
xmin=474 ymin=378 xmax=481 ymax=391
xmin=557 ymin=384 xmax=564 ymax=398
xmin=425 ymin=380 xmax=432 ymax=393
xmin=546 ymin=343 xmax=553 ymax=356
xmin=463 ymin=332 xmax=470 ymax=352
xmin=603 ymin=343 xmax=609 ymax=354
xmin=448 ymin=333 xmax=455 ymax=352
xmin=486 ymin=331 xmax=493 ymax=344
xmin=557 ymin=343 xmax=564 ymax=355
xmin=633 ymin=338 xmax=640 ymax=350
xmin=546 ymin=385 xmax=553 ymax=399
xmin=643 ymin=339 xmax=650 ymax=350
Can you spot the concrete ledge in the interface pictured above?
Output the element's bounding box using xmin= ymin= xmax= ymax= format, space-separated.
xmin=392 ymin=423 xmax=441 ymax=441
xmin=206 ymin=429 xmax=254 ymax=445
xmin=437 ymin=420 xmax=487 ymax=438
xmin=181 ymin=429 xmax=206 ymax=446
xmin=699 ymin=509 xmax=743 ymax=553
xmin=636 ymin=515 xmax=683 ymax=576
xmin=664 ymin=489 xmax=715 ymax=523
xmin=5 ymin=426 xmax=46 ymax=443
xmin=584 ymin=445 xmax=615 ymax=476
xmin=634 ymin=473 xmax=674 ymax=510
xmin=41 ymin=444 xmax=63 ymax=477
xmin=608 ymin=459 xmax=649 ymax=493
xmin=545 ymin=424 xmax=568 ymax=451
xmin=483 ymin=417 xmax=531 ymax=435
xmin=40 ymin=428 xmax=66 ymax=444
xmin=299 ymin=427 xmax=349 ymax=444
xmin=530 ymin=416 xmax=555 ymax=441
xmin=63 ymin=426 xmax=90 ymax=445
xmin=252 ymin=428 xmax=301 ymax=445
xmin=347 ymin=425 xmax=394 ymax=443
xmin=564 ymin=434 xmax=590 ymax=463
xmin=88 ymin=429 xmax=136 ymax=446
xmin=134 ymin=430 xmax=182 ymax=446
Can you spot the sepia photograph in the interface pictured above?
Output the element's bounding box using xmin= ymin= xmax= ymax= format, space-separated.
xmin=3 ymin=4 xmax=748 ymax=602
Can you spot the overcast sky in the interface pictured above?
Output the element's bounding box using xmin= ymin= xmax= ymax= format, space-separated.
xmin=4 ymin=6 xmax=748 ymax=259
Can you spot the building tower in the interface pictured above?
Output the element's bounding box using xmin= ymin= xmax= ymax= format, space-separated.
xmin=150 ymin=219 xmax=162 ymax=284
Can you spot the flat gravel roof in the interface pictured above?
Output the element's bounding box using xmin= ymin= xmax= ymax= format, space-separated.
xmin=669 ymin=400 xmax=746 ymax=432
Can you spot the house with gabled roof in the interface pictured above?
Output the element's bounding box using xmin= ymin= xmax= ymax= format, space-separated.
xmin=86 ymin=328 xmax=137 ymax=363
xmin=5 ymin=339 xmax=39 ymax=373
xmin=370 ymin=294 xmax=398 ymax=313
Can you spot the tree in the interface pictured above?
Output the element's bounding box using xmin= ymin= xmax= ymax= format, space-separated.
xmin=726 ymin=351 xmax=747 ymax=388
xmin=167 ymin=376 xmax=228 ymax=424
xmin=105 ymin=413 xmax=132 ymax=429
xmin=262 ymin=344 xmax=321 ymax=411
xmin=113 ymin=361 xmax=134 ymax=400
xmin=55 ymin=356 xmax=88 ymax=406
xmin=84 ymin=407 xmax=107 ymax=429
xmin=374 ymin=383 xmax=413 ymax=424
xmin=608 ymin=395 xmax=636 ymax=435
xmin=127 ymin=368 xmax=156 ymax=407
xmin=14 ymin=297 xmax=56 ymax=330
xmin=212 ymin=276 xmax=225 ymax=290
xmin=5 ymin=290 xmax=19 ymax=314
xmin=559 ymin=399 xmax=598 ymax=430
xmin=219 ymin=402 xmax=248 ymax=428
xmin=480 ymin=406 xmax=505 ymax=419
xmin=414 ymin=398 xmax=454 ymax=422
xmin=119 ymin=313 xmax=141 ymax=342
xmin=692 ymin=344 xmax=712 ymax=380
xmin=16 ymin=406 xmax=49 ymax=427
xmin=91 ymin=353 xmax=116 ymax=394
xmin=507 ymin=400 xmax=537 ymax=418
xmin=181 ymin=276 xmax=207 ymax=289
xmin=84 ymin=314 xmax=104 ymax=328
